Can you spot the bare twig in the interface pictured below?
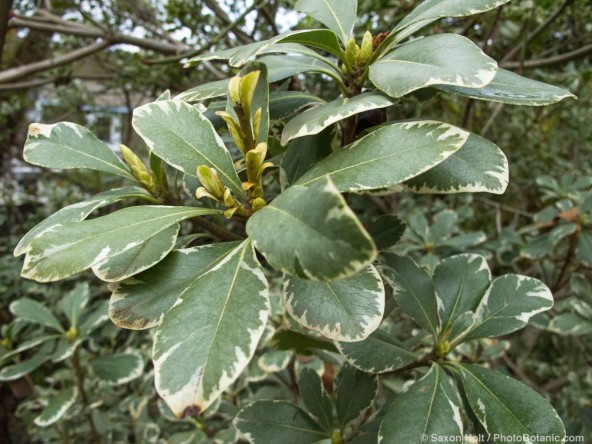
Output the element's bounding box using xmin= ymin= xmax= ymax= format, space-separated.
xmin=202 ymin=0 xmax=254 ymax=45
xmin=501 ymin=44 xmax=592 ymax=70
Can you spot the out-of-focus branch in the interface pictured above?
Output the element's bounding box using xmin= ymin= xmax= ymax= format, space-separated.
xmin=0 ymin=74 xmax=115 ymax=90
xmin=0 ymin=40 xmax=110 ymax=83
xmin=202 ymin=0 xmax=254 ymax=44
xmin=0 ymin=0 xmax=13 ymax=66
xmin=501 ymin=44 xmax=592 ymax=70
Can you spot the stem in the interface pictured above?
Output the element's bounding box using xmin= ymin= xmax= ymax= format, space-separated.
xmin=551 ymin=229 xmax=579 ymax=292
xmin=71 ymin=349 xmax=101 ymax=444
xmin=191 ymin=216 xmax=245 ymax=242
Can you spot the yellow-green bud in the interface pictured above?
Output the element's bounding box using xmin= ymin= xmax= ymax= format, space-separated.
xmin=229 ymin=76 xmax=242 ymax=105
xmin=345 ymin=38 xmax=361 ymax=66
xmin=120 ymin=144 xmax=155 ymax=192
xmin=435 ymin=340 xmax=451 ymax=359
xmin=65 ymin=326 xmax=78 ymax=341
xmin=252 ymin=107 xmax=262 ymax=144
xmin=246 ymin=143 xmax=268 ymax=184
xmin=216 ymin=111 xmax=247 ymax=153
xmin=360 ymin=31 xmax=373 ymax=65
xmin=239 ymin=70 xmax=261 ymax=117
xmin=251 ymin=197 xmax=267 ymax=213
xmin=196 ymin=165 xmax=226 ymax=201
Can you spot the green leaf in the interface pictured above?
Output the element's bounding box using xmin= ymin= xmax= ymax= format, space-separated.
xmin=336 ymin=328 xmax=418 ymax=373
xmin=522 ymin=224 xmax=578 ymax=260
xmin=0 ymin=335 xmax=60 ymax=365
xmin=276 ymin=30 xmax=345 ymax=58
xmin=79 ymin=300 xmax=109 ymax=337
xmin=34 ymin=387 xmax=78 ymax=427
xmin=283 ymin=266 xmax=385 ymax=341
xmin=433 ymin=254 xmax=491 ymax=335
xmin=246 ymin=176 xmax=376 ymax=281
xmin=335 ymin=364 xmax=378 ymax=430
xmin=378 ymin=364 xmax=463 ymax=444
xmin=465 ymin=275 xmax=554 ymax=340
xmin=91 ymin=351 xmax=144 ymax=385
xmin=394 ymin=0 xmax=511 ymax=39
xmin=110 ymin=242 xmax=240 ymax=330
xmin=548 ymin=313 xmax=592 ymax=336
xmin=258 ymin=54 xmax=341 ymax=85
xmin=299 ymin=367 xmax=334 ymax=431
xmin=380 ymin=253 xmax=439 ymax=337
xmin=294 ymin=121 xmax=469 ymax=193
xmin=578 ymin=229 xmax=592 ymax=267
xmin=50 ymin=338 xmax=81 ymax=363
xmin=0 ymin=342 xmax=54 ymax=381
xmin=92 ymin=223 xmax=180 ymax=282
xmin=280 ymin=127 xmax=335 ymax=189
xmin=271 ymin=330 xmax=338 ymax=354
xmin=367 ymin=215 xmax=406 ymax=251
xmin=176 ymin=79 xmax=230 ymax=102
xmin=295 ymin=0 xmax=357 ymax=45
xmin=404 ymin=133 xmax=509 ymax=194
xmin=24 ymin=122 xmax=134 ymax=180
xmin=21 ymin=206 xmax=219 ymax=282
xmin=270 ymin=91 xmax=326 ymax=121
xmin=438 ymin=68 xmax=576 ymax=106
xmin=234 ymin=400 xmax=329 ymax=443
xmin=281 ymin=92 xmax=395 ymax=145
xmin=453 ymin=364 xmax=565 ymax=443
xmin=169 ymin=431 xmax=208 ymax=444
xmin=10 ymin=298 xmax=64 ymax=332
xmin=370 ymin=34 xmax=497 ymax=99
xmin=257 ymin=350 xmax=292 ymax=373
xmin=132 ymin=100 xmax=244 ymax=197
xmin=14 ymin=186 xmax=156 ymax=256
xmin=153 ymin=241 xmax=269 ymax=416
xmin=235 ymin=62 xmax=270 ymax=146
xmin=58 ymin=283 xmax=90 ymax=328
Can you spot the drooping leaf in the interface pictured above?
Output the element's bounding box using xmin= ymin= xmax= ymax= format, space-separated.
xmin=153 ymin=241 xmax=269 ymax=416
xmin=404 ymin=133 xmax=509 ymax=194
xmin=132 ymin=100 xmax=244 ymax=197
xmin=336 ymin=328 xmax=418 ymax=374
xmin=335 ymin=364 xmax=378 ymax=430
xmin=234 ymin=400 xmax=329 ymax=443
xmin=269 ymin=91 xmax=325 ymax=121
xmin=465 ymin=275 xmax=554 ymax=340
xmin=281 ymin=92 xmax=395 ymax=145
xmin=110 ymin=242 xmax=239 ymax=330
xmin=10 ymin=298 xmax=64 ymax=332
xmin=91 ymin=351 xmax=144 ymax=385
xmin=437 ymin=69 xmax=576 ymax=106
xmin=246 ymin=176 xmax=376 ymax=281
xmin=380 ymin=253 xmax=439 ymax=337
xmin=21 ymin=206 xmax=220 ymax=282
xmin=92 ymin=223 xmax=180 ymax=282
xmin=14 ymin=186 xmax=156 ymax=256
xmin=58 ymin=283 xmax=90 ymax=328
xmin=299 ymin=367 xmax=334 ymax=431
xmin=378 ymin=364 xmax=463 ymax=444
xmin=367 ymin=215 xmax=406 ymax=251
xmin=453 ymin=364 xmax=565 ymax=443
xmin=295 ymin=0 xmax=357 ymax=45
xmin=283 ymin=266 xmax=385 ymax=341
xmin=0 ymin=342 xmax=54 ymax=381
xmin=370 ymin=34 xmax=497 ymax=99
xmin=34 ymin=387 xmax=78 ymax=427
xmin=24 ymin=122 xmax=134 ymax=180
xmin=294 ymin=121 xmax=469 ymax=193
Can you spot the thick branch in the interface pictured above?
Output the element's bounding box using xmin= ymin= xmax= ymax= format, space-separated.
xmin=501 ymin=44 xmax=592 ymax=70
xmin=0 ymin=74 xmax=115 ymax=90
xmin=0 ymin=40 xmax=110 ymax=83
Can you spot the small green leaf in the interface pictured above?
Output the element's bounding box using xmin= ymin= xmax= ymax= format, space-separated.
xmin=34 ymin=387 xmax=78 ymax=427
xmin=548 ymin=313 xmax=592 ymax=336
xmin=10 ymin=298 xmax=64 ymax=332
xmin=0 ymin=342 xmax=54 ymax=381
xmin=335 ymin=364 xmax=378 ymax=430
xmin=371 ymin=34 xmax=497 ymax=99
xmin=247 ymin=176 xmax=376 ymax=281
xmin=153 ymin=241 xmax=269 ymax=416
xmin=294 ymin=121 xmax=469 ymax=193
xmin=452 ymin=364 xmax=565 ymax=443
xmin=271 ymin=330 xmax=338 ymax=354
xmin=578 ymin=229 xmax=592 ymax=267
xmin=0 ymin=335 xmax=60 ymax=365
xmin=78 ymin=300 xmax=110 ymax=337
xmin=299 ymin=367 xmax=334 ymax=431
xmin=132 ymin=100 xmax=244 ymax=197
xmin=91 ymin=351 xmax=144 ymax=385
xmin=367 ymin=215 xmax=406 ymax=251
xmin=336 ymin=328 xmax=418 ymax=374
xmin=50 ymin=339 xmax=82 ymax=363
xmin=58 ymin=283 xmax=90 ymax=328
xmin=234 ymin=400 xmax=329 ymax=443
xmin=380 ymin=253 xmax=439 ymax=337
xmin=295 ymin=0 xmax=357 ymax=45
xmin=438 ymin=69 xmax=576 ymax=106
xmin=378 ymin=364 xmax=463 ymax=444
xmin=270 ymin=91 xmax=326 ymax=121
xmin=283 ymin=266 xmax=385 ymax=341
xmin=21 ymin=206 xmax=220 ymax=282
xmin=258 ymin=350 xmax=292 ymax=373
xmin=24 ymin=122 xmax=134 ymax=180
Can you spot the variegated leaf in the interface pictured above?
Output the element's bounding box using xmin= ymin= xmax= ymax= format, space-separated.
xmin=58 ymin=283 xmax=90 ymax=328
xmin=92 ymin=223 xmax=180 ymax=282
xmin=91 ymin=351 xmax=144 ymax=385
xmin=21 ymin=206 xmax=220 ymax=282
xmin=294 ymin=121 xmax=469 ymax=193
xmin=132 ymin=100 xmax=245 ymax=197
xmin=335 ymin=364 xmax=378 ymax=429
xmin=282 ymin=266 xmax=385 ymax=341
xmin=465 ymin=275 xmax=554 ymax=340
xmin=378 ymin=364 xmax=463 ymax=444
xmin=299 ymin=367 xmax=334 ymax=431
xmin=153 ymin=241 xmax=269 ymax=416
xmin=24 ymin=122 xmax=134 ymax=180
xmin=34 ymin=387 xmax=78 ymax=427
xmin=246 ymin=176 xmax=376 ymax=281
xmin=14 ymin=187 xmax=156 ymax=256
xmin=270 ymin=91 xmax=325 ymax=121
xmin=281 ymin=92 xmax=396 ymax=145
xmin=438 ymin=69 xmax=575 ymax=106
xmin=336 ymin=328 xmax=418 ymax=374
xmin=110 ymin=242 xmax=240 ymax=330
xmin=404 ymin=133 xmax=509 ymax=194
xmin=175 ymin=79 xmax=230 ymax=102
xmin=10 ymin=298 xmax=64 ymax=332
xmin=258 ymin=350 xmax=292 ymax=373
xmin=295 ymin=0 xmax=357 ymax=45
xmin=370 ymin=34 xmax=497 ymax=99
xmin=0 ymin=342 xmax=54 ymax=381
